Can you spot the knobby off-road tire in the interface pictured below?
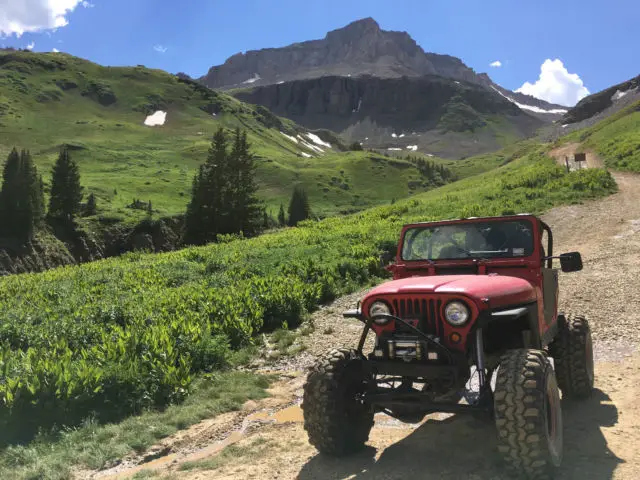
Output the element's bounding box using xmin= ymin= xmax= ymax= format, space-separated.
xmin=549 ymin=314 xmax=594 ymax=399
xmin=494 ymin=349 xmax=563 ymax=479
xmin=302 ymin=348 xmax=374 ymax=456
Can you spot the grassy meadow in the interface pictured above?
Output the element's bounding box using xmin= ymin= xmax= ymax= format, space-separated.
xmin=0 ymin=50 xmax=453 ymax=221
xmin=560 ymin=100 xmax=640 ymax=172
xmin=0 ymin=145 xmax=617 ymax=478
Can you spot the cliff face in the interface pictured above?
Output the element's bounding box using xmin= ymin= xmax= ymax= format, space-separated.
xmin=200 ymin=16 xmax=566 ymax=134
xmin=200 ymin=18 xmax=480 ymax=89
xmin=0 ymin=217 xmax=184 ymax=276
xmin=562 ymin=74 xmax=640 ymax=124
xmin=234 ymin=75 xmax=544 ymax=158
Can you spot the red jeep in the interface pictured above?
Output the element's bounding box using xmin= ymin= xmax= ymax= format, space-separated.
xmin=302 ymin=215 xmax=594 ymax=478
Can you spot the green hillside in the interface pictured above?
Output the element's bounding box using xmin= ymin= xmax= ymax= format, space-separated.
xmin=0 ymin=50 xmax=443 ymax=220
xmin=561 ymin=100 xmax=640 ymax=172
xmin=0 ymin=144 xmax=616 ymax=478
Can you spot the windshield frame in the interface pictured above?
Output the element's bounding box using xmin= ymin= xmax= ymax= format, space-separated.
xmin=399 ymin=217 xmax=538 ymax=262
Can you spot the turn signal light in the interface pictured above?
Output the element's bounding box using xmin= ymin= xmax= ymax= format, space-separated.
xmin=450 ymin=332 xmax=462 ymax=344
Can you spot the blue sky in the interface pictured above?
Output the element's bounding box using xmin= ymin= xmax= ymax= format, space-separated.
xmin=1 ymin=0 xmax=639 ymax=105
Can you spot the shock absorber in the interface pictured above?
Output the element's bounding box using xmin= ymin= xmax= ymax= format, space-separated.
xmin=475 ymin=328 xmax=486 ymax=390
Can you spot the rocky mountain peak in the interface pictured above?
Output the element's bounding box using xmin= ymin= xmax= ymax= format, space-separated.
xmin=198 ymin=17 xmax=563 ymax=119
xmin=329 ymin=17 xmax=381 ymax=36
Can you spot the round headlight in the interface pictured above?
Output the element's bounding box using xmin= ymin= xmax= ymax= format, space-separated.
xmin=369 ymin=301 xmax=391 ymax=324
xmin=445 ymin=301 xmax=470 ymax=326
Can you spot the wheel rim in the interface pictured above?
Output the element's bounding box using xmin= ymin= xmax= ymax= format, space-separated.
xmin=343 ymin=363 xmax=369 ymax=416
xmin=585 ymin=330 xmax=595 ymax=385
xmin=545 ymin=375 xmax=563 ymax=465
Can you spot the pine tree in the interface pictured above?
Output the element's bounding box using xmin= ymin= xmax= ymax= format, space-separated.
xmin=185 ymin=128 xmax=229 ymax=245
xmin=288 ymin=186 xmax=311 ymax=227
xmin=277 ymin=203 xmax=286 ymax=226
xmin=85 ymin=193 xmax=97 ymax=216
xmin=0 ymin=148 xmax=21 ymax=237
xmin=0 ymin=149 xmax=44 ymax=239
xmin=228 ymin=128 xmax=262 ymax=235
xmin=147 ymin=200 xmax=153 ymax=217
xmin=185 ymin=128 xmax=264 ymax=245
xmin=49 ymin=147 xmax=83 ymax=221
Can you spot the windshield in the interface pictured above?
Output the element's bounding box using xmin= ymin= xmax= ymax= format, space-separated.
xmin=402 ymin=220 xmax=535 ymax=261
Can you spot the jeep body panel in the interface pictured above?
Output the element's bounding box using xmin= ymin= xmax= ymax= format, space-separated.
xmin=378 ymin=214 xmax=558 ymax=344
xmin=364 ymin=274 xmax=537 ymax=308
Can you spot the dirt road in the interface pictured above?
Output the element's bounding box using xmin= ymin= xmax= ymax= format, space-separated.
xmin=95 ymin=172 xmax=640 ymax=480
xmin=548 ymin=143 xmax=604 ymax=171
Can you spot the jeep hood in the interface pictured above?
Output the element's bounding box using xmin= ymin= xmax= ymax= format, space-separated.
xmin=365 ymin=274 xmax=536 ymax=308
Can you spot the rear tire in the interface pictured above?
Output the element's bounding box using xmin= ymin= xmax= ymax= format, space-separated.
xmin=550 ymin=314 xmax=594 ymax=399
xmin=494 ymin=349 xmax=563 ymax=479
xmin=302 ymin=348 xmax=374 ymax=456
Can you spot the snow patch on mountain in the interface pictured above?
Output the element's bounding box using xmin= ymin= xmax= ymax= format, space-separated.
xmin=612 ymin=88 xmax=637 ymax=101
xmin=305 ymin=133 xmax=332 ymax=148
xmin=280 ymin=132 xmax=299 ymax=143
xmin=406 ymin=145 xmax=418 ymax=151
xmin=144 ymin=111 xmax=167 ymax=126
xmin=297 ymin=135 xmax=324 ymax=153
xmin=242 ymin=74 xmax=261 ymax=84
xmin=491 ymin=86 xmax=568 ymax=114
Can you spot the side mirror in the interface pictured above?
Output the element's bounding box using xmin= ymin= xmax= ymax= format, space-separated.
xmin=379 ymin=251 xmax=394 ymax=267
xmin=560 ymin=252 xmax=583 ymax=272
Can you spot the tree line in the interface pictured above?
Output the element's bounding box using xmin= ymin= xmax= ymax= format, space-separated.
xmin=0 ymin=127 xmax=312 ymax=247
xmin=0 ymin=147 xmax=91 ymax=241
xmin=184 ymin=127 xmax=311 ymax=244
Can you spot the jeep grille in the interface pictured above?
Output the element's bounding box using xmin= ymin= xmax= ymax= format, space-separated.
xmin=389 ymin=296 xmax=444 ymax=337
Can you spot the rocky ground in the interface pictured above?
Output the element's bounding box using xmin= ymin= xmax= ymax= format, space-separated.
xmin=91 ymin=171 xmax=640 ymax=480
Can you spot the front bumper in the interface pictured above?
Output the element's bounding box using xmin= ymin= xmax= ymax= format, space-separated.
xmin=363 ymin=359 xmax=458 ymax=379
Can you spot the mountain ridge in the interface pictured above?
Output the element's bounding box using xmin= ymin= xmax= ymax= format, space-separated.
xmin=199 ymin=17 xmax=565 ymax=120
xmin=233 ymin=74 xmax=545 ymax=159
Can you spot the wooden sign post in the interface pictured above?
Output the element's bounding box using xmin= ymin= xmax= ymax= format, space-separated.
xmin=574 ymin=152 xmax=587 ymax=170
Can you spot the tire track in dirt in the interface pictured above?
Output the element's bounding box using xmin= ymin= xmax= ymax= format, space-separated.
xmin=92 ymin=171 xmax=640 ymax=480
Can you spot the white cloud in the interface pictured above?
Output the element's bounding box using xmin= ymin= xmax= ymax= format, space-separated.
xmin=82 ymin=1 xmax=94 ymax=7
xmin=490 ymin=60 xmax=502 ymax=68
xmin=153 ymin=44 xmax=168 ymax=53
xmin=516 ymin=59 xmax=589 ymax=107
xmin=0 ymin=0 xmax=86 ymax=37
xmin=52 ymin=47 xmax=59 ymax=52
xmin=26 ymin=41 xmax=35 ymax=50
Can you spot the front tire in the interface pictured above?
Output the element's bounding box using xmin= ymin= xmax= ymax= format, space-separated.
xmin=494 ymin=349 xmax=563 ymax=478
xmin=302 ymin=348 xmax=374 ymax=456
xmin=550 ymin=314 xmax=594 ymax=399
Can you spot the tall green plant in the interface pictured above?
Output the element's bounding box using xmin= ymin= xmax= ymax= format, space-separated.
xmin=185 ymin=128 xmax=263 ymax=244
xmin=288 ymin=185 xmax=311 ymax=226
xmin=48 ymin=147 xmax=83 ymax=220
xmin=185 ymin=128 xmax=229 ymax=245
xmin=0 ymin=148 xmax=44 ymax=239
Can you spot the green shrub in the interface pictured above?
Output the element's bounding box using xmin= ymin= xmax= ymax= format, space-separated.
xmin=0 ymin=154 xmax=616 ymax=443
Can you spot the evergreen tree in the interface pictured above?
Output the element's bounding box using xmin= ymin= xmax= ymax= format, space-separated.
xmin=147 ymin=200 xmax=153 ymax=217
xmin=185 ymin=127 xmax=264 ymax=244
xmin=85 ymin=193 xmax=97 ymax=216
xmin=49 ymin=147 xmax=83 ymax=221
xmin=277 ymin=203 xmax=286 ymax=226
xmin=288 ymin=186 xmax=311 ymax=227
xmin=0 ymin=149 xmax=44 ymax=239
xmin=229 ymin=128 xmax=262 ymax=235
xmin=0 ymin=148 xmax=21 ymax=237
xmin=185 ymin=128 xmax=229 ymax=245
